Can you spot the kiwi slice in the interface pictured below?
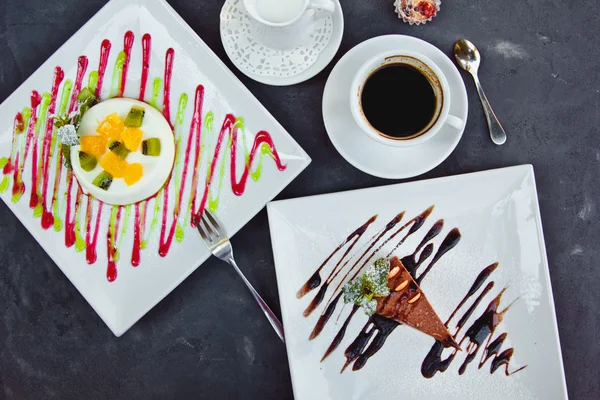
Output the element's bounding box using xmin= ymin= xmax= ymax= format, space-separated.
xmin=75 ymin=88 xmax=99 ymax=129
xmin=142 ymin=138 xmax=161 ymax=156
xmin=77 ymin=88 xmax=97 ymax=104
xmin=78 ymin=151 xmax=97 ymax=172
xmin=62 ymin=144 xmax=73 ymax=171
xmin=109 ymin=141 xmax=130 ymax=159
xmin=92 ymin=171 xmax=113 ymax=191
xmin=124 ymin=106 xmax=145 ymax=128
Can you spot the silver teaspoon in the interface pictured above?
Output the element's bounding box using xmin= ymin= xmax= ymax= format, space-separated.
xmin=454 ymin=39 xmax=507 ymax=145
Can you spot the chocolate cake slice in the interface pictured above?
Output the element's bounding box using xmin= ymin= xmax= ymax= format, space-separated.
xmin=376 ymin=256 xmax=459 ymax=349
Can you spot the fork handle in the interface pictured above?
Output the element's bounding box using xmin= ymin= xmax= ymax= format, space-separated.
xmin=227 ymin=257 xmax=285 ymax=342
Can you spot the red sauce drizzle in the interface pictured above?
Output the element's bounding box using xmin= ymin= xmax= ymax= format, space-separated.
xmin=30 ymin=82 xmax=62 ymax=211
xmin=15 ymin=113 xmax=25 ymax=135
xmin=139 ymin=34 xmax=152 ymax=101
xmin=85 ymin=200 xmax=103 ymax=264
xmin=3 ymin=115 xmax=24 ymax=201
xmin=163 ymin=48 xmax=175 ymax=125
xmin=22 ymin=91 xmax=42 ymax=166
xmin=119 ymin=31 xmax=135 ymax=97
xmin=159 ymin=85 xmax=204 ymax=256
xmin=158 ymin=85 xmax=287 ymax=256
xmin=192 ymin=115 xmax=287 ymax=220
xmin=2 ymin=113 xmax=23 ymax=175
xmin=40 ymin=67 xmax=65 ymax=229
xmin=17 ymin=92 xmax=42 ymax=198
xmin=132 ymin=200 xmax=150 ymax=267
xmin=69 ymin=57 xmax=89 ymax=114
xmin=64 ymin=173 xmax=82 ymax=248
xmin=106 ymin=206 xmax=123 ymax=282
xmin=52 ymin=57 xmax=88 ymax=215
xmin=96 ymin=39 xmax=112 ymax=98
xmin=11 ymin=153 xmax=23 ymax=198
xmin=188 ymin=88 xmax=206 ymax=226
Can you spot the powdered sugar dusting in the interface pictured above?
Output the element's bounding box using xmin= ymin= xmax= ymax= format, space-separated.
xmin=492 ymin=41 xmax=528 ymax=60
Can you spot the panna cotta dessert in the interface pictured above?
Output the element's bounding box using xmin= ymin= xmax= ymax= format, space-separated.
xmin=70 ymin=96 xmax=175 ymax=205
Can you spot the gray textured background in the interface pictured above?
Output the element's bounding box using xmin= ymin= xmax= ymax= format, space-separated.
xmin=1 ymin=0 xmax=598 ymax=399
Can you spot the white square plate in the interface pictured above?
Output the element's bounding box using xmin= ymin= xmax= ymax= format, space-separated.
xmin=268 ymin=165 xmax=567 ymax=400
xmin=0 ymin=0 xmax=310 ymax=336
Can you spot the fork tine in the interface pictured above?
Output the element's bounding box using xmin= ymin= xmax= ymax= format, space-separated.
xmin=201 ymin=214 xmax=217 ymax=241
xmin=196 ymin=219 xmax=211 ymax=243
xmin=204 ymin=210 xmax=221 ymax=233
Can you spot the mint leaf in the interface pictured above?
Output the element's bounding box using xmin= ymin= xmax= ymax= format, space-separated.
xmin=360 ymin=297 xmax=378 ymax=317
xmin=61 ymin=144 xmax=73 ymax=171
xmin=341 ymin=258 xmax=391 ymax=316
xmin=364 ymin=258 xmax=391 ymax=297
xmin=53 ymin=114 xmax=72 ymax=129
xmin=342 ymin=277 xmax=364 ymax=305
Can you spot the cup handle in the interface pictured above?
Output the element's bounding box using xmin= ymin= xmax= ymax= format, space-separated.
xmin=307 ymin=0 xmax=335 ymax=13
xmin=446 ymin=115 xmax=464 ymax=130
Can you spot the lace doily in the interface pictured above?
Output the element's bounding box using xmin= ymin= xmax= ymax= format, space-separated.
xmin=220 ymin=0 xmax=334 ymax=78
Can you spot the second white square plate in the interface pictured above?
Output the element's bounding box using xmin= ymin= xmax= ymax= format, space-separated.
xmin=268 ymin=165 xmax=567 ymax=400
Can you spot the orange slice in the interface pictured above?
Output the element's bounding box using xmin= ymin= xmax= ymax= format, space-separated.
xmin=80 ymin=135 xmax=108 ymax=158
xmin=97 ymin=113 xmax=124 ymax=141
xmin=124 ymin=163 xmax=143 ymax=186
xmin=122 ymin=127 xmax=143 ymax=152
xmin=99 ymin=151 xmax=128 ymax=178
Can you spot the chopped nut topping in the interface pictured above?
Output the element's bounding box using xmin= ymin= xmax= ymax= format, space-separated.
xmin=394 ymin=280 xmax=409 ymax=291
xmin=408 ymin=293 xmax=422 ymax=304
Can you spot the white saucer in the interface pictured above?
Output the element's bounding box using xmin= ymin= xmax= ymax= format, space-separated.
xmin=322 ymin=35 xmax=468 ymax=179
xmin=220 ymin=0 xmax=344 ymax=86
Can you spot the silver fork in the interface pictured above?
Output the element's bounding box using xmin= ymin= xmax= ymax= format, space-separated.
xmin=196 ymin=210 xmax=285 ymax=342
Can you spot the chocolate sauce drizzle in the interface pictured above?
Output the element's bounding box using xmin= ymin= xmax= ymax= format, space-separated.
xmin=342 ymin=314 xmax=400 ymax=372
xmin=416 ymin=228 xmax=461 ymax=285
xmin=321 ymin=304 xmax=358 ymax=361
xmin=301 ymin=213 xmax=408 ymax=317
xmin=400 ymin=219 xmax=443 ymax=278
xmin=311 ymin=207 xmax=439 ymax=323
xmin=298 ymin=208 xmax=525 ymax=378
xmin=297 ymin=215 xmax=378 ymax=299
xmin=421 ymin=263 xmax=527 ymax=378
xmin=309 ymin=292 xmax=342 ymax=340
xmin=301 ymin=207 xmax=436 ymax=334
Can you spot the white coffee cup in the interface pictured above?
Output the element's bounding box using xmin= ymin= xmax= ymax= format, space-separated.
xmin=350 ymin=50 xmax=464 ymax=148
xmin=243 ymin=0 xmax=335 ymax=50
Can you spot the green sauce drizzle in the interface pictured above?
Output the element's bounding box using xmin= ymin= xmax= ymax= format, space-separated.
xmin=1 ymin=107 xmax=32 ymax=195
xmin=8 ymin=108 xmax=32 ymax=201
xmin=173 ymin=93 xmax=189 ymax=243
xmin=32 ymin=93 xmax=52 ymax=217
xmin=150 ymin=78 xmax=162 ymax=109
xmin=184 ymin=111 xmax=214 ymax=226
xmin=88 ymin=71 xmax=99 ymax=93
xmin=52 ymin=80 xmax=73 ymax=232
xmin=0 ymin=176 xmax=8 ymax=193
xmin=204 ymin=117 xmax=275 ymax=213
xmin=117 ymin=205 xmax=132 ymax=258
xmin=110 ymin=51 xmax=126 ymax=98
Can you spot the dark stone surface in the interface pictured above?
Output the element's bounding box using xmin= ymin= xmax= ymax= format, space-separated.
xmin=0 ymin=0 xmax=598 ymax=399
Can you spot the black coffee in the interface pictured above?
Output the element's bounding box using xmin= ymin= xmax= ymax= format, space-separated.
xmin=360 ymin=63 xmax=437 ymax=138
